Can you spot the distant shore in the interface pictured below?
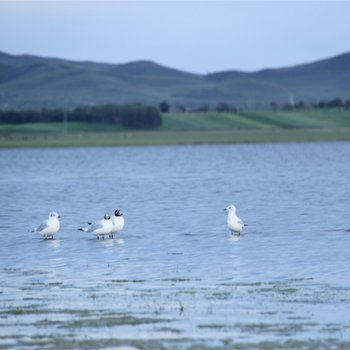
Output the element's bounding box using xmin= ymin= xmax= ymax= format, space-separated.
xmin=1 ymin=128 xmax=350 ymax=149
xmin=1 ymin=110 xmax=349 ymax=148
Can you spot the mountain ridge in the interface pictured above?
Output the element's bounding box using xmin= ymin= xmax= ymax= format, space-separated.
xmin=0 ymin=51 xmax=349 ymax=109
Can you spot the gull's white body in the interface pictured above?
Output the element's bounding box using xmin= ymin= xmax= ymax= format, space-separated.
xmin=111 ymin=211 xmax=125 ymax=235
xmin=33 ymin=212 xmax=60 ymax=239
xmin=225 ymin=205 xmax=245 ymax=235
xmin=79 ymin=214 xmax=113 ymax=238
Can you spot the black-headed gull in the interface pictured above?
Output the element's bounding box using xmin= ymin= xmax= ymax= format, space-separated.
xmin=32 ymin=211 xmax=61 ymax=239
xmin=109 ymin=209 xmax=125 ymax=238
xmin=224 ymin=204 xmax=246 ymax=235
xmin=79 ymin=213 xmax=113 ymax=239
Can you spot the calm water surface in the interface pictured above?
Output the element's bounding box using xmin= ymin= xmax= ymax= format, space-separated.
xmin=0 ymin=142 xmax=350 ymax=349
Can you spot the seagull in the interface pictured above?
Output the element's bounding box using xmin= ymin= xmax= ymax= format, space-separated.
xmin=32 ymin=211 xmax=61 ymax=240
xmin=224 ymin=204 xmax=246 ymax=235
xmin=110 ymin=209 xmax=125 ymax=238
xmin=79 ymin=213 xmax=113 ymax=239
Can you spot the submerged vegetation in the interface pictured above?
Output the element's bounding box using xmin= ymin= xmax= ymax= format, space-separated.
xmin=1 ymin=276 xmax=350 ymax=349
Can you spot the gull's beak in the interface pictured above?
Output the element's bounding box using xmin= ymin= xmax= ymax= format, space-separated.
xmin=224 ymin=208 xmax=228 ymax=212
xmin=58 ymin=215 xmax=61 ymax=218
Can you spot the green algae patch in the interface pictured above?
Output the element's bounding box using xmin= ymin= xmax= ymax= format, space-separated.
xmin=211 ymin=291 xmax=232 ymax=300
xmin=198 ymin=324 xmax=227 ymax=329
xmin=110 ymin=279 xmax=146 ymax=283
xmin=275 ymin=287 xmax=298 ymax=294
xmin=61 ymin=315 xmax=169 ymax=328
xmin=0 ymin=308 xmax=92 ymax=317
xmin=163 ymin=277 xmax=194 ymax=282
xmin=235 ymin=322 xmax=319 ymax=336
xmin=4 ymin=335 xmax=171 ymax=350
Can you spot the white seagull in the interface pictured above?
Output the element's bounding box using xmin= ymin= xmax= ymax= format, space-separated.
xmin=224 ymin=204 xmax=246 ymax=235
xmin=110 ymin=209 xmax=125 ymax=238
xmin=79 ymin=213 xmax=113 ymax=239
xmin=32 ymin=211 xmax=61 ymax=239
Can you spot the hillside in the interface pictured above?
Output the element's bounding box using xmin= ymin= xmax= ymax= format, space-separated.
xmin=0 ymin=51 xmax=349 ymax=109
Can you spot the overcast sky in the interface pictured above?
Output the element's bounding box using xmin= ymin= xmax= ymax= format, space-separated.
xmin=0 ymin=1 xmax=349 ymax=74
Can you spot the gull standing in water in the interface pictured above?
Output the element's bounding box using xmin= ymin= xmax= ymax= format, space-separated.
xmin=110 ymin=209 xmax=125 ymax=238
xmin=32 ymin=211 xmax=61 ymax=240
xmin=224 ymin=204 xmax=246 ymax=235
xmin=79 ymin=213 xmax=113 ymax=239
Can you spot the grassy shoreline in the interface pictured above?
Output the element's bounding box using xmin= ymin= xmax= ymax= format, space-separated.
xmin=1 ymin=128 xmax=350 ymax=148
xmin=1 ymin=110 xmax=350 ymax=148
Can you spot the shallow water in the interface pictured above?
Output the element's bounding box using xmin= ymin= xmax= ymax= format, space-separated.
xmin=0 ymin=142 xmax=350 ymax=349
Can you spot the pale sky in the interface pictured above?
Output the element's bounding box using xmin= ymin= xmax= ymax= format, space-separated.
xmin=0 ymin=1 xmax=349 ymax=74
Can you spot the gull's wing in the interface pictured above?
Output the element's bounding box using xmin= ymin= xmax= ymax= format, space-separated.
xmin=237 ymin=219 xmax=247 ymax=226
xmin=89 ymin=220 xmax=104 ymax=231
xmin=35 ymin=219 xmax=49 ymax=233
xmin=80 ymin=219 xmax=103 ymax=232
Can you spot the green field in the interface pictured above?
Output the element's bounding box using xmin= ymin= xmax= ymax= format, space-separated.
xmin=164 ymin=109 xmax=350 ymax=130
xmin=0 ymin=109 xmax=349 ymax=148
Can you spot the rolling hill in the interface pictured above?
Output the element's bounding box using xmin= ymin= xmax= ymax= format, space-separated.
xmin=0 ymin=51 xmax=349 ymax=109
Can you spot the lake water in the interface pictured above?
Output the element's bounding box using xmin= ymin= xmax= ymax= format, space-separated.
xmin=0 ymin=142 xmax=350 ymax=349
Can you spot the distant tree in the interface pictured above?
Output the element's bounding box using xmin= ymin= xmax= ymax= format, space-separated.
xmin=295 ymin=101 xmax=307 ymax=109
xmin=215 ymin=102 xmax=230 ymax=112
xmin=283 ymin=104 xmax=294 ymax=111
xmin=0 ymin=103 xmax=162 ymax=130
xmin=229 ymin=105 xmax=238 ymax=113
xmin=121 ymin=104 xmax=162 ymax=129
xmin=316 ymin=98 xmax=346 ymax=109
xmin=270 ymin=101 xmax=279 ymax=111
xmin=327 ymin=98 xmax=344 ymax=108
xmin=317 ymin=101 xmax=326 ymax=109
xmin=176 ymin=105 xmax=186 ymax=113
xmin=143 ymin=106 xmax=162 ymax=128
xmin=159 ymin=100 xmax=170 ymax=113
xmin=197 ymin=103 xmax=210 ymax=112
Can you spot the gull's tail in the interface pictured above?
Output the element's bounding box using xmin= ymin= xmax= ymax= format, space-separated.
xmin=79 ymin=225 xmax=90 ymax=232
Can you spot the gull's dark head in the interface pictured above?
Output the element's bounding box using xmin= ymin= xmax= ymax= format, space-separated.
xmin=114 ymin=209 xmax=123 ymax=217
xmin=104 ymin=213 xmax=111 ymax=220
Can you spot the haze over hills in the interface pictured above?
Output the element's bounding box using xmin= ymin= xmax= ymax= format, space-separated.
xmin=0 ymin=51 xmax=349 ymax=110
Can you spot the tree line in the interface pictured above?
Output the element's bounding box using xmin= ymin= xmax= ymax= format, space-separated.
xmin=159 ymin=98 xmax=350 ymax=113
xmin=270 ymin=98 xmax=350 ymax=111
xmin=0 ymin=104 xmax=162 ymax=129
